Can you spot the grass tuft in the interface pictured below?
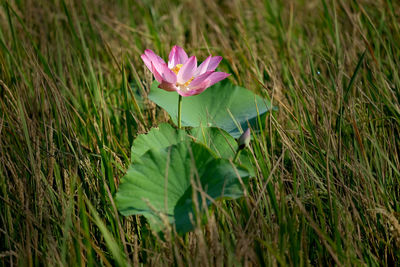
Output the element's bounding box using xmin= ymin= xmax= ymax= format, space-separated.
xmin=1 ymin=0 xmax=399 ymax=265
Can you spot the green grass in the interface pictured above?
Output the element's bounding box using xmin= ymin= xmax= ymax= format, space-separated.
xmin=1 ymin=0 xmax=400 ymax=265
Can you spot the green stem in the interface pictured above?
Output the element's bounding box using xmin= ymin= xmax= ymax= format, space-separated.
xmin=178 ymin=95 xmax=183 ymax=129
xmin=233 ymin=149 xmax=241 ymax=163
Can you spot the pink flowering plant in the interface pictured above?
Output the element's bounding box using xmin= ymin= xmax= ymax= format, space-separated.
xmin=115 ymin=45 xmax=273 ymax=234
xmin=141 ymin=45 xmax=230 ymax=128
xmin=141 ymin=45 xmax=230 ymax=97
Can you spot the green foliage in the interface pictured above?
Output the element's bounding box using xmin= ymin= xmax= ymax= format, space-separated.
xmin=117 ymin=130 xmax=250 ymax=233
xmin=191 ymin=126 xmax=255 ymax=176
xmin=149 ymin=80 xmax=274 ymax=138
xmin=130 ymin=123 xmax=187 ymax=160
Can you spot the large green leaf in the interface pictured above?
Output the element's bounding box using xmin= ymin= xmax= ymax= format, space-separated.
xmin=130 ymin=123 xmax=255 ymax=176
xmin=190 ymin=126 xmax=255 ymax=176
xmin=148 ymin=80 xmax=274 ymax=138
xmin=130 ymin=123 xmax=187 ymax=160
xmin=116 ymin=141 xmax=250 ymax=234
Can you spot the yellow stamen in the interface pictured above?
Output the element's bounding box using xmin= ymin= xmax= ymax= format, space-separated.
xmin=171 ymin=64 xmax=194 ymax=87
xmin=171 ymin=64 xmax=183 ymax=74
xmin=183 ymin=77 xmax=194 ymax=87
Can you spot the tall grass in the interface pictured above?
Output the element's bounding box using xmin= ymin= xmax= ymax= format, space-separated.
xmin=1 ymin=0 xmax=399 ymax=265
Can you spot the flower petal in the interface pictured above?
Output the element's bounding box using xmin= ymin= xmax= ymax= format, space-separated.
xmin=194 ymin=55 xmax=211 ymax=76
xmin=168 ymin=45 xmax=189 ymax=68
xmin=177 ymin=56 xmax=197 ymax=84
xmin=144 ymin=49 xmax=165 ymax=64
xmin=205 ymin=72 xmax=230 ymax=87
xmin=158 ymin=81 xmax=177 ymax=92
xmin=141 ymin=54 xmax=152 ymax=71
xmin=207 ymin=56 xmax=223 ymax=71
xmin=168 ymin=46 xmax=178 ymax=69
xmin=176 ymin=46 xmax=189 ymax=63
xmin=160 ymin=64 xmax=177 ymax=84
xmin=181 ymin=81 xmax=210 ymax=96
xmin=184 ymin=71 xmax=229 ymax=96
xmin=189 ymin=71 xmax=213 ymax=88
xmin=145 ymin=49 xmax=165 ymax=73
xmin=176 ymin=91 xmax=194 ymax=97
xmin=151 ymin=62 xmax=163 ymax=83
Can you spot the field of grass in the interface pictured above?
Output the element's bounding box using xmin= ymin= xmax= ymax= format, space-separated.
xmin=1 ymin=0 xmax=400 ymax=265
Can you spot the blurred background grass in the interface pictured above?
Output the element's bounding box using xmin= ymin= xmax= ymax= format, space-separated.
xmin=1 ymin=0 xmax=399 ymax=265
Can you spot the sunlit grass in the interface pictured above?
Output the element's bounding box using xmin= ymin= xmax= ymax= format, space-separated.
xmin=1 ymin=0 xmax=399 ymax=265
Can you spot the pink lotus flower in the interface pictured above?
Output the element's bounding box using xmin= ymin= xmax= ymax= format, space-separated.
xmin=141 ymin=45 xmax=230 ymax=97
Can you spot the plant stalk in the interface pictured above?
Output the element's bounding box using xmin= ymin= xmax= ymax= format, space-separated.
xmin=178 ymin=95 xmax=182 ymax=129
xmin=233 ymin=149 xmax=241 ymax=163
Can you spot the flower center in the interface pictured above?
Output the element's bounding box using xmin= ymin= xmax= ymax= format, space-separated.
xmin=171 ymin=64 xmax=183 ymax=75
xmin=171 ymin=64 xmax=194 ymax=88
xmin=182 ymin=77 xmax=194 ymax=87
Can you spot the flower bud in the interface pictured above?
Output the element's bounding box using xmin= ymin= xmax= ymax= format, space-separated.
xmin=238 ymin=128 xmax=251 ymax=150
